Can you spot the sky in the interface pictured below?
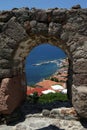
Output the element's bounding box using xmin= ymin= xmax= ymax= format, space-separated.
xmin=0 ymin=0 xmax=87 ymax=10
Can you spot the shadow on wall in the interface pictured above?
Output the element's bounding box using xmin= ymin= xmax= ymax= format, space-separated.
xmin=37 ymin=125 xmax=64 ymax=130
xmin=80 ymin=118 xmax=87 ymax=128
xmin=67 ymin=59 xmax=73 ymax=102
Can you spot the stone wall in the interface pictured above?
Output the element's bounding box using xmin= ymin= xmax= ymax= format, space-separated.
xmin=0 ymin=5 xmax=87 ymax=117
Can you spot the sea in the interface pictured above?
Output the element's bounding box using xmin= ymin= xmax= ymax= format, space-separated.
xmin=25 ymin=44 xmax=66 ymax=85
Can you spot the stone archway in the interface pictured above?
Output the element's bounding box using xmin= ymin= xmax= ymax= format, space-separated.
xmin=0 ymin=6 xmax=87 ymax=118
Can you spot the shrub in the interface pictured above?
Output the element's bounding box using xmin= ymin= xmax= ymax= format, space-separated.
xmin=27 ymin=92 xmax=39 ymax=103
xmin=38 ymin=92 xmax=68 ymax=104
xmin=50 ymin=77 xmax=59 ymax=82
xmin=27 ymin=92 xmax=68 ymax=104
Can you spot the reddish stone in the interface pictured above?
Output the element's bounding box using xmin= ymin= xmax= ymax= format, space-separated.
xmin=0 ymin=74 xmax=26 ymax=114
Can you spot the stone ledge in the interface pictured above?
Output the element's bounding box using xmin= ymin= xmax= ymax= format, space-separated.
xmin=42 ymin=107 xmax=79 ymax=120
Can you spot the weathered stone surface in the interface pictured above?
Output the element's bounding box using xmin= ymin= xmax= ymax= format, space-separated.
xmin=0 ymin=22 xmax=5 ymax=32
xmin=3 ymin=17 xmax=28 ymax=42
xmin=0 ymin=69 xmax=12 ymax=79
xmin=0 ymin=11 xmax=13 ymax=22
xmin=0 ymin=116 xmax=86 ymax=130
xmin=61 ymin=32 xmax=69 ymax=41
xmin=0 ymin=34 xmax=17 ymax=50
xmin=0 ymin=59 xmax=11 ymax=69
xmin=30 ymin=20 xmax=37 ymax=28
xmin=50 ymin=107 xmax=78 ymax=120
xmin=0 ymin=6 xmax=87 ymax=117
xmin=52 ymin=9 xmax=66 ymax=23
xmin=73 ymin=49 xmax=87 ymax=59
xmin=73 ymin=74 xmax=87 ymax=86
xmin=49 ymin=22 xmax=62 ymax=36
xmin=12 ymin=7 xmax=29 ymax=24
xmin=0 ymin=48 xmax=13 ymax=60
xmin=36 ymin=10 xmax=48 ymax=22
xmin=72 ymin=85 xmax=87 ymax=118
xmin=24 ymin=20 xmax=31 ymax=34
xmin=0 ymin=74 xmax=26 ymax=114
xmin=73 ymin=59 xmax=87 ymax=73
xmin=42 ymin=109 xmax=50 ymax=117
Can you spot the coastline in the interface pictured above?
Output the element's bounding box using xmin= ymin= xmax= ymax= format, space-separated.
xmin=27 ymin=57 xmax=68 ymax=95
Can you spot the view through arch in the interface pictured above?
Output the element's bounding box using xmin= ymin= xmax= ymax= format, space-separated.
xmin=25 ymin=43 xmax=69 ymax=98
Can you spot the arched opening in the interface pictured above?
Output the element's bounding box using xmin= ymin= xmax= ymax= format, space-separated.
xmin=13 ymin=37 xmax=73 ymax=104
xmin=23 ymin=43 xmax=72 ymax=109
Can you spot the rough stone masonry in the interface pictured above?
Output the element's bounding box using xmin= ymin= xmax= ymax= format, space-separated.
xmin=0 ymin=5 xmax=87 ymax=118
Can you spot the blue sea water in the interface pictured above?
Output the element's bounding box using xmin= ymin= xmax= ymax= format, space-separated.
xmin=25 ymin=44 xmax=66 ymax=85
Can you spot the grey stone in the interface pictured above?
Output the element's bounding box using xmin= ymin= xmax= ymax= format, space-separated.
xmin=30 ymin=20 xmax=37 ymax=28
xmin=0 ymin=11 xmax=13 ymax=22
xmin=73 ymin=74 xmax=87 ymax=86
xmin=49 ymin=22 xmax=62 ymax=36
xmin=0 ymin=69 xmax=12 ymax=78
xmin=52 ymin=9 xmax=66 ymax=23
xmin=15 ymin=124 xmax=27 ymax=130
xmin=61 ymin=32 xmax=69 ymax=41
xmin=72 ymin=85 xmax=87 ymax=118
xmin=36 ymin=22 xmax=48 ymax=34
xmin=42 ymin=109 xmax=50 ymax=117
xmin=73 ymin=59 xmax=87 ymax=73
xmin=84 ymin=41 xmax=87 ymax=51
xmin=0 ymin=59 xmax=11 ymax=69
xmin=4 ymin=17 xmax=28 ymax=42
xmin=36 ymin=10 xmax=48 ymax=22
xmin=0 ymin=48 xmax=13 ymax=60
xmin=0 ymin=7 xmax=87 ymax=118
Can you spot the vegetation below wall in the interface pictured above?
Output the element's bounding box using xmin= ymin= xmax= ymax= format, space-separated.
xmin=27 ymin=92 xmax=68 ymax=104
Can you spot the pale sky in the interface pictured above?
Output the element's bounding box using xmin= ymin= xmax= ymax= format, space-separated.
xmin=0 ymin=0 xmax=87 ymax=10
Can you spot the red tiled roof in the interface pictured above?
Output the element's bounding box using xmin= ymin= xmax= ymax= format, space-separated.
xmin=27 ymin=87 xmax=47 ymax=96
xmin=35 ymin=80 xmax=58 ymax=89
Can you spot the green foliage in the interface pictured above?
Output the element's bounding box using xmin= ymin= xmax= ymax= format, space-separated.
xmin=27 ymin=92 xmax=68 ymax=104
xmin=38 ymin=93 xmax=68 ymax=104
xmin=50 ymin=77 xmax=59 ymax=82
xmin=27 ymin=92 xmax=39 ymax=103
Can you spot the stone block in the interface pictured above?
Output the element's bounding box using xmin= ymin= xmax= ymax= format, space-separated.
xmin=4 ymin=17 xmax=27 ymax=42
xmin=52 ymin=9 xmax=66 ymax=23
xmin=0 ymin=69 xmax=12 ymax=79
xmin=61 ymin=32 xmax=69 ymax=42
xmin=36 ymin=23 xmax=48 ymax=35
xmin=36 ymin=11 xmax=48 ymax=22
xmin=42 ymin=109 xmax=50 ymax=117
xmin=73 ymin=59 xmax=87 ymax=73
xmin=0 ymin=11 xmax=13 ymax=22
xmin=0 ymin=74 xmax=26 ymax=114
xmin=50 ymin=107 xmax=78 ymax=120
xmin=73 ymin=74 xmax=87 ymax=86
xmin=0 ymin=59 xmax=11 ymax=69
xmin=48 ymin=22 xmax=62 ymax=36
xmin=72 ymin=85 xmax=87 ymax=118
